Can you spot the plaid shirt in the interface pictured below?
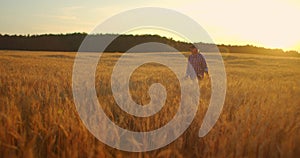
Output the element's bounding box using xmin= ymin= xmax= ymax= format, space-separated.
xmin=186 ymin=53 xmax=208 ymax=78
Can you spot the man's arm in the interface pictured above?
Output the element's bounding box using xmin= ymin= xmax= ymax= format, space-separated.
xmin=200 ymin=54 xmax=208 ymax=74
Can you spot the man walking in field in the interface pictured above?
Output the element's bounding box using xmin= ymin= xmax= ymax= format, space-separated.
xmin=185 ymin=45 xmax=208 ymax=80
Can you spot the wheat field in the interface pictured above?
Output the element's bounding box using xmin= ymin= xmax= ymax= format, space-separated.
xmin=0 ymin=50 xmax=299 ymax=158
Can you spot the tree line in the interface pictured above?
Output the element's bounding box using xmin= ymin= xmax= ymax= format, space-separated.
xmin=0 ymin=33 xmax=298 ymax=57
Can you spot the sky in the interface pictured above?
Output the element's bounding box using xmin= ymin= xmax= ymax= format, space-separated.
xmin=1 ymin=0 xmax=300 ymax=52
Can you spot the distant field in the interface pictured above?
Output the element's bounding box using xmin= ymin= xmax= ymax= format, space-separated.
xmin=0 ymin=50 xmax=299 ymax=158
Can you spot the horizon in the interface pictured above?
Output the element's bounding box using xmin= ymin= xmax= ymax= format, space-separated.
xmin=1 ymin=0 xmax=300 ymax=52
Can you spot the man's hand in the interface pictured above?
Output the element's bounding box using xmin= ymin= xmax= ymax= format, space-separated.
xmin=204 ymin=71 xmax=209 ymax=78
